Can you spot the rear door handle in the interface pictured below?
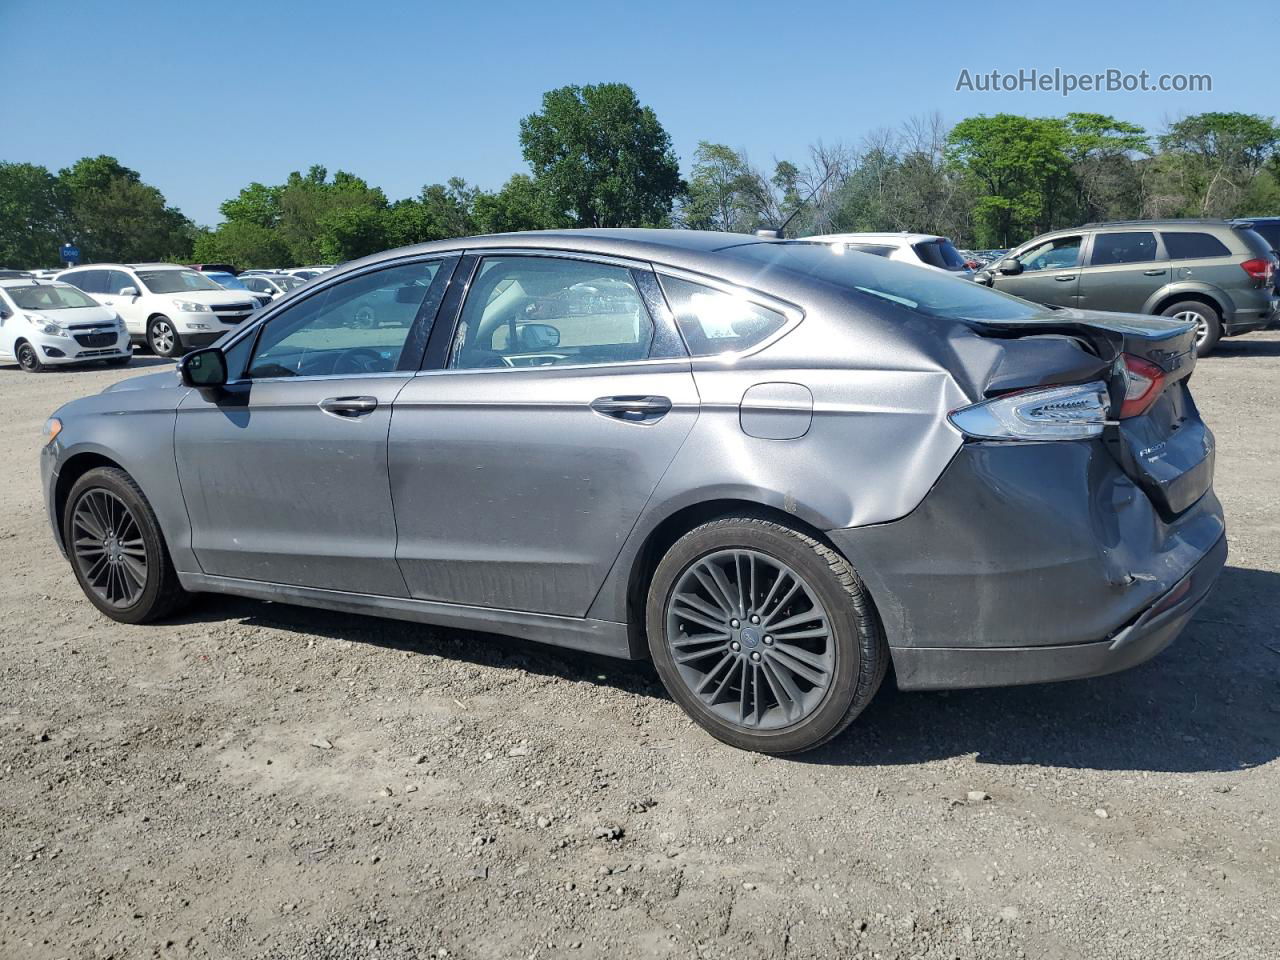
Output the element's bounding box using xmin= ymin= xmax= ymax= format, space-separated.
xmin=1143 ymin=269 xmax=1165 ymax=276
xmin=319 ymin=396 xmax=378 ymax=418
xmin=1054 ymin=274 xmax=1076 ymax=281
xmin=590 ymin=395 xmax=672 ymax=422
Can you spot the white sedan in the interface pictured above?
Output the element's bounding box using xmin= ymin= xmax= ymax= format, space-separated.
xmin=0 ymin=279 xmax=131 ymax=372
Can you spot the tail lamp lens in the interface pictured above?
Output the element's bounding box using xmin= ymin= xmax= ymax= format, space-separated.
xmin=1119 ymin=354 xmax=1166 ymax=419
xmin=1240 ymin=257 xmax=1272 ymax=282
xmin=949 ymin=381 xmax=1110 ymax=441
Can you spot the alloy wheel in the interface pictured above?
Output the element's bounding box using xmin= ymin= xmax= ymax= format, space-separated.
xmin=664 ymin=548 xmax=835 ymax=731
xmin=150 ymin=320 xmax=175 ymax=356
xmin=71 ymin=489 xmax=148 ymax=608
xmin=1174 ymin=309 xmax=1209 ymax=347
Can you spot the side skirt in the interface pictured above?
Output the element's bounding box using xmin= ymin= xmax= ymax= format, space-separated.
xmin=178 ymin=572 xmax=635 ymax=660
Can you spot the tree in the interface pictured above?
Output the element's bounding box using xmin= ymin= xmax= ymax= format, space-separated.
xmin=1154 ymin=112 xmax=1280 ymax=216
xmin=0 ymin=162 xmax=69 ymax=267
xmin=472 ymin=174 xmax=563 ymax=234
xmin=58 ymin=155 xmax=194 ymax=262
xmin=519 ymin=83 xmax=684 ymax=228
xmin=946 ymin=115 xmax=1074 ymax=246
xmin=192 ymin=221 xmax=290 ymax=269
xmin=1062 ymin=113 xmax=1148 ymax=222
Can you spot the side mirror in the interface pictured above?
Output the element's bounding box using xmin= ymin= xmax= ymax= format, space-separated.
xmin=179 ymin=347 xmax=228 ymax=388
xmin=997 ymin=258 xmax=1023 ymax=276
xmin=119 ymin=286 xmax=140 ymax=298
xmin=516 ymin=322 xmax=561 ymax=351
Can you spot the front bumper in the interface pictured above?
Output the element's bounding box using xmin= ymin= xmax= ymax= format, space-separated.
xmin=829 ymin=439 xmax=1226 ymax=691
xmin=38 ymin=336 xmax=131 ymax=364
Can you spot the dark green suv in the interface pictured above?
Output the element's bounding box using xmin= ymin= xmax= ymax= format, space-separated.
xmin=976 ymin=219 xmax=1278 ymax=355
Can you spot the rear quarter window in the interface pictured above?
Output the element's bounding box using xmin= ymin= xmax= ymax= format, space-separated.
xmin=659 ymin=276 xmax=788 ymax=356
xmin=1162 ymin=232 xmax=1231 ymax=259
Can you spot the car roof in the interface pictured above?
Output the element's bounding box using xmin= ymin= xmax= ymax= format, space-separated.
xmin=0 ymin=277 xmax=75 ymax=288
xmin=1078 ymin=218 xmax=1241 ymax=230
xmin=805 ymin=232 xmax=943 ymax=244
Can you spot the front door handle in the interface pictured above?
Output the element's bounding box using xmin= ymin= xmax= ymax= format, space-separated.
xmin=319 ymin=396 xmax=378 ymax=418
xmin=590 ymin=395 xmax=672 ymax=422
xmin=1054 ymin=274 xmax=1076 ymax=281
xmin=1143 ymin=269 xmax=1165 ymax=276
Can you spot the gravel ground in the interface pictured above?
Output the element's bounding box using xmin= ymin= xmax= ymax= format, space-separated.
xmin=1 ymin=337 xmax=1278 ymax=960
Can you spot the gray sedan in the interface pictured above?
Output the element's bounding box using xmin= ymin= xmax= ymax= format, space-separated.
xmin=40 ymin=230 xmax=1226 ymax=754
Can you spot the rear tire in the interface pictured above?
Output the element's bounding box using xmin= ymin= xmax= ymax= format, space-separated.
xmin=646 ymin=517 xmax=887 ymax=755
xmin=63 ymin=467 xmax=190 ymax=624
xmin=16 ymin=340 xmax=43 ymax=372
xmin=147 ymin=316 xmax=182 ymax=358
xmin=1162 ymin=300 xmax=1221 ymax=357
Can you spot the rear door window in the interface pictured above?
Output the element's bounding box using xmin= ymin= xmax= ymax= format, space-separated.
xmin=1090 ymin=232 xmax=1159 ymax=265
xmin=64 ymin=269 xmax=105 ymax=294
xmin=658 ymin=276 xmax=788 ymax=356
xmin=449 ymin=257 xmax=655 ymax=369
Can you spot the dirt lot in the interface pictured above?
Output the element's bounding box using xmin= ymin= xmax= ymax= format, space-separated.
xmin=1 ymin=338 xmax=1278 ymax=960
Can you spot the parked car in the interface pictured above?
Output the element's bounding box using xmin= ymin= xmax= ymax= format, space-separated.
xmin=237 ymin=272 xmax=304 ymax=300
xmin=187 ymin=263 xmax=239 ymax=275
xmin=41 ymin=229 xmax=1224 ymax=754
xmin=284 ymin=265 xmax=335 ymax=281
xmin=202 ymin=271 xmax=272 ymax=310
xmin=1230 ymin=217 xmax=1280 ymax=307
xmin=976 ymin=220 xmax=1278 ymax=355
xmin=56 ymin=263 xmax=261 ymax=357
xmin=0 ymin=269 xmax=34 ymax=279
xmin=0 ymin=279 xmax=131 ymax=372
xmin=807 ymin=233 xmax=974 ymax=279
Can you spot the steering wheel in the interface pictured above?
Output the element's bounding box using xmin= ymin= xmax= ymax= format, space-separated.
xmin=333 ymin=347 xmax=386 ymax=375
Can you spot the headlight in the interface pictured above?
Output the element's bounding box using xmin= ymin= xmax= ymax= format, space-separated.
xmin=173 ymin=300 xmax=211 ymax=313
xmin=27 ymin=314 xmax=69 ymax=337
xmin=43 ymin=417 xmax=62 ymax=447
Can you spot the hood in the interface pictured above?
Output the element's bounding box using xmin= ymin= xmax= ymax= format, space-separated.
xmin=101 ymin=369 xmax=184 ymax=394
xmin=163 ymin=289 xmax=257 ymax=306
xmin=25 ymin=304 xmax=118 ymax=326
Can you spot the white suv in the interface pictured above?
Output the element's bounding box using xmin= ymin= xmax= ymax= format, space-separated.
xmin=56 ymin=263 xmax=260 ymax=357
xmin=807 ymin=233 xmax=975 ymax=279
xmin=0 ymin=279 xmax=131 ymax=372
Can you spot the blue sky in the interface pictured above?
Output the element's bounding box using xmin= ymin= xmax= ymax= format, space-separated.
xmin=0 ymin=0 xmax=1259 ymax=226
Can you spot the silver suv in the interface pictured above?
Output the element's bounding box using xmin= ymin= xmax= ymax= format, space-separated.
xmin=976 ymin=219 xmax=1278 ymax=355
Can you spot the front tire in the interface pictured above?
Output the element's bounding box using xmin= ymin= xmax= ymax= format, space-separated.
xmin=646 ymin=518 xmax=887 ymax=755
xmin=16 ymin=341 xmax=44 ymax=372
xmin=147 ymin=316 xmax=182 ymax=358
xmin=1162 ymin=300 xmax=1221 ymax=357
xmin=63 ymin=467 xmax=190 ymax=624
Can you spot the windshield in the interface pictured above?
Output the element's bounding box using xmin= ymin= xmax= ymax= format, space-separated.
xmin=137 ymin=269 xmax=222 ymax=294
xmin=737 ymin=242 xmax=1045 ymax=322
xmin=208 ymin=272 xmax=249 ymax=290
xmin=912 ymin=238 xmax=969 ymax=270
xmin=7 ymin=284 xmax=99 ymax=310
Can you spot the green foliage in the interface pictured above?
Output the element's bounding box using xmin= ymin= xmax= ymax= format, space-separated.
xmin=1153 ymin=112 xmax=1280 ymax=216
xmin=0 ymin=162 xmax=69 ymax=267
xmin=472 ymin=175 xmax=564 ymax=234
xmin=519 ymin=83 xmax=684 ymax=228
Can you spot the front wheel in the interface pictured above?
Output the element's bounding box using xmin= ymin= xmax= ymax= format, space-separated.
xmin=63 ymin=467 xmax=190 ymax=623
xmin=646 ymin=518 xmax=887 ymax=755
xmin=1162 ymin=300 xmax=1221 ymax=357
xmin=147 ymin=316 xmax=182 ymax=358
xmin=16 ymin=341 xmax=44 ymax=372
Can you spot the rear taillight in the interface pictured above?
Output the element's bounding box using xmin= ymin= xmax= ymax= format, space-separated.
xmin=1119 ymin=354 xmax=1166 ymax=419
xmin=1240 ymin=257 xmax=1273 ymax=283
xmin=949 ymin=381 xmax=1110 ymax=441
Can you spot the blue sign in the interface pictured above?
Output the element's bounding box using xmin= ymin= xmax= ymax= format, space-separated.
xmin=61 ymin=243 xmax=80 ymax=265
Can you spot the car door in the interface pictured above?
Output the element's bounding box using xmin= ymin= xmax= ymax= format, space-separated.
xmin=0 ymin=291 xmax=17 ymax=360
xmin=994 ymin=234 xmax=1084 ymax=307
xmin=173 ymin=255 xmax=457 ymax=594
xmin=388 ymin=252 xmax=699 ymax=617
xmin=1076 ymin=230 xmax=1168 ymax=314
xmin=95 ymin=269 xmax=147 ymax=335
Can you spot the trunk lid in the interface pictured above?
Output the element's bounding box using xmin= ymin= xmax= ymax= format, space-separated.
xmin=966 ymin=308 xmax=1211 ymax=517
